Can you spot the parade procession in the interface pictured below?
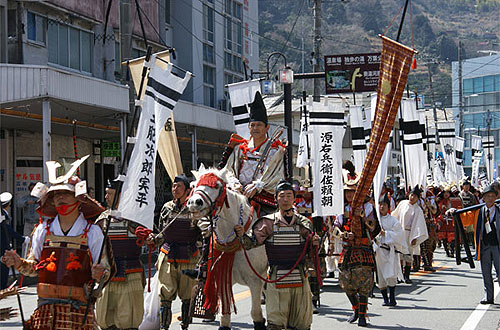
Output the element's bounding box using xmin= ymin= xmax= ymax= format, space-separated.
xmin=1 ymin=0 xmax=500 ymax=329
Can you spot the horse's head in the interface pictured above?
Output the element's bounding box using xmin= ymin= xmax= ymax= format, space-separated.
xmin=187 ymin=169 xmax=227 ymax=219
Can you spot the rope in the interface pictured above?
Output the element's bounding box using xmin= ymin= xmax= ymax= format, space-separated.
xmin=135 ymin=226 xmax=153 ymax=292
xmin=382 ymin=2 xmax=405 ymax=37
xmin=241 ymin=234 xmax=312 ymax=284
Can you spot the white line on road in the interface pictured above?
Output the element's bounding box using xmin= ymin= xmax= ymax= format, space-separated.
xmin=460 ymin=282 xmax=500 ymax=330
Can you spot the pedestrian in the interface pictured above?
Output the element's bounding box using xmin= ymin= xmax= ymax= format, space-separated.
xmin=1 ymin=192 xmax=28 ymax=290
xmin=146 ymin=174 xmax=209 ymax=330
xmin=95 ymin=179 xmax=145 ymax=330
xmin=235 ymin=180 xmax=320 ymax=330
xmin=0 ymin=156 xmax=112 ymax=328
xmin=374 ymin=193 xmax=407 ymax=306
xmin=459 ymin=185 xmax=500 ymax=304
xmin=17 ymin=182 xmax=39 ymax=236
xmin=335 ymin=181 xmax=379 ymax=327
xmin=392 ymin=185 xmax=428 ymax=284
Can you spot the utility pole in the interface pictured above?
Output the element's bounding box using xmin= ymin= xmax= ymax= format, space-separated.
xmin=427 ymin=63 xmax=439 ymax=147
xmin=458 ymin=40 xmax=464 ymax=137
xmin=486 ymin=110 xmax=493 ymax=180
xmin=120 ymin=0 xmax=133 ymax=159
xmin=313 ymin=0 xmax=322 ymax=102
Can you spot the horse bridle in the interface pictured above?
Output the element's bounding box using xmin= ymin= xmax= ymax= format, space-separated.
xmin=192 ymin=180 xmax=227 ymax=218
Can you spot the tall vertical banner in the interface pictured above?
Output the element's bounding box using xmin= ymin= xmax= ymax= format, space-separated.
xmin=373 ymin=132 xmax=392 ymax=221
xmin=400 ymin=99 xmax=427 ymax=189
xmin=427 ymin=127 xmax=437 ymax=184
xmin=351 ymin=36 xmax=415 ymax=243
xmin=349 ymin=105 xmax=367 ymax=172
xmin=310 ymin=101 xmax=346 ymax=217
xmin=227 ymin=79 xmax=261 ymax=140
xmin=296 ymin=98 xmax=310 ymax=168
xmin=118 ymin=60 xmax=191 ymax=229
xmin=455 ymin=136 xmax=465 ymax=181
xmin=483 ymin=136 xmax=495 ymax=182
xmin=438 ymin=121 xmax=458 ymax=183
xmin=128 ymin=51 xmax=184 ymax=181
xmin=471 ymin=134 xmax=482 ymax=186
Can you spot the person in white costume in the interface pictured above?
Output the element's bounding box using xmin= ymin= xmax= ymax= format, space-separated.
xmin=392 ymin=185 xmax=428 ymax=284
xmin=374 ymin=193 xmax=407 ymax=306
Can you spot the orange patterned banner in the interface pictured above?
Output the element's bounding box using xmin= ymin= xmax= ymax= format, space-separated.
xmin=351 ymin=35 xmax=416 ymax=244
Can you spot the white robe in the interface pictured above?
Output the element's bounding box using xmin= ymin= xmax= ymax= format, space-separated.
xmin=392 ymin=200 xmax=428 ymax=256
xmin=373 ymin=214 xmax=407 ymax=283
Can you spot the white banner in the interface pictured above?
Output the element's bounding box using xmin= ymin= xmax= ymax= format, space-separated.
xmin=296 ymin=98 xmax=310 ymax=168
xmin=373 ymin=133 xmax=392 ymax=221
xmin=349 ymin=105 xmax=367 ymax=173
xmin=455 ymin=136 xmax=465 ymax=181
xmin=483 ymin=136 xmax=495 ymax=182
xmin=471 ymin=135 xmax=482 ymax=186
xmin=310 ymin=101 xmax=346 ymax=217
xmin=427 ymin=127 xmax=436 ymax=184
xmin=400 ymin=99 xmax=427 ymax=189
xmin=118 ymin=60 xmax=191 ymax=229
xmin=227 ymin=79 xmax=261 ymax=140
xmin=438 ymin=121 xmax=458 ymax=183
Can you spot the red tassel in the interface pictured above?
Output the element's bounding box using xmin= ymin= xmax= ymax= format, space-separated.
xmin=411 ymin=57 xmax=417 ymax=70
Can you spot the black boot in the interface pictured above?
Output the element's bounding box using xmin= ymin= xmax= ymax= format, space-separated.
xmin=358 ymin=295 xmax=368 ymax=327
xmin=381 ymin=288 xmax=389 ymax=306
xmin=180 ymin=300 xmax=192 ymax=330
xmin=388 ymin=286 xmax=397 ymax=306
xmin=346 ymin=294 xmax=359 ymax=323
xmin=449 ymin=241 xmax=455 ymax=257
xmin=443 ymin=240 xmax=450 ymax=257
xmin=422 ymin=252 xmax=434 ymax=271
xmin=413 ymin=255 xmax=421 ymax=272
xmin=160 ymin=300 xmax=172 ymax=330
xmin=253 ymin=318 xmax=266 ymax=330
xmin=404 ymin=265 xmax=412 ymax=284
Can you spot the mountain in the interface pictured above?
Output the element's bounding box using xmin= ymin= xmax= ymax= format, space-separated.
xmin=258 ymin=0 xmax=500 ymax=108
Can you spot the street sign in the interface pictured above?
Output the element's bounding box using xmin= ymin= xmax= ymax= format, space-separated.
xmin=102 ymin=142 xmax=121 ymax=157
xmin=324 ymin=53 xmax=381 ymax=94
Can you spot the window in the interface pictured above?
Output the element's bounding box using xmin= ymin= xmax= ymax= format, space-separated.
xmin=203 ymin=4 xmax=214 ymax=42
xmin=223 ymin=1 xmax=243 ymax=76
xmin=484 ymin=75 xmax=494 ymax=93
xmin=234 ymin=2 xmax=242 ymax=20
xmin=473 ymin=77 xmax=483 ymax=94
xmin=203 ymin=65 xmax=215 ymax=108
xmin=48 ymin=20 xmax=92 ymax=73
xmin=463 ymin=78 xmax=473 ymax=96
xmin=203 ymin=43 xmax=214 ymax=64
xmin=27 ymin=11 xmax=46 ymax=44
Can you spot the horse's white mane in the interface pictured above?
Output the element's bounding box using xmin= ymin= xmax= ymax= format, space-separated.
xmin=191 ymin=164 xmax=237 ymax=186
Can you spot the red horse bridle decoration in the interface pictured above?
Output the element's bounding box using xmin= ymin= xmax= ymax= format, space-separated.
xmin=194 ymin=173 xmax=229 ymax=217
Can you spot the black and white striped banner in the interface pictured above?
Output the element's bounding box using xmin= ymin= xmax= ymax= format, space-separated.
xmin=118 ymin=59 xmax=191 ymax=229
xmin=483 ymin=136 xmax=495 ymax=182
xmin=310 ymin=101 xmax=346 ymax=217
xmin=227 ymin=79 xmax=261 ymax=139
xmin=438 ymin=121 xmax=458 ymax=183
xmin=399 ymin=99 xmax=427 ymax=189
xmin=349 ymin=105 xmax=367 ymax=173
xmin=471 ymin=135 xmax=482 ymax=186
xmin=455 ymin=136 xmax=465 ymax=181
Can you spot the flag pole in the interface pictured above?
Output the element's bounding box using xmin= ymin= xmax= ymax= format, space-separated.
xmin=81 ymin=45 xmax=154 ymax=325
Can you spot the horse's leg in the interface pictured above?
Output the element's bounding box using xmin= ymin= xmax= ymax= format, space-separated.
xmin=219 ymin=313 xmax=231 ymax=329
xmin=249 ymin=280 xmax=266 ymax=329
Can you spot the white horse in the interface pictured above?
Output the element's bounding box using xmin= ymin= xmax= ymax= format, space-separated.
xmin=188 ymin=167 xmax=268 ymax=330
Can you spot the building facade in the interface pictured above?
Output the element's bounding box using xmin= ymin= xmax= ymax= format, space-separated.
xmin=452 ymin=54 xmax=500 ymax=177
xmin=0 ymin=0 xmax=259 ymax=230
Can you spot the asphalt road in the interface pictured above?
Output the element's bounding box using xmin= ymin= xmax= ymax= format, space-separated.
xmin=1 ymin=249 xmax=499 ymax=330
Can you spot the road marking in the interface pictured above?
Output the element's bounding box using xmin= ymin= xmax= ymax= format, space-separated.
xmin=172 ymin=289 xmax=252 ymax=323
xmin=459 ymin=282 xmax=500 ymax=330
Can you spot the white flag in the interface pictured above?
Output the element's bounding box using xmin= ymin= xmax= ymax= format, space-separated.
xmin=118 ymin=60 xmax=191 ymax=229
xmin=310 ymin=101 xmax=346 ymax=217
xmin=373 ymin=133 xmax=392 ymax=221
xmin=349 ymin=105 xmax=367 ymax=173
xmin=227 ymin=79 xmax=261 ymax=139
xmin=296 ymin=100 xmax=310 ymax=168
xmin=483 ymin=136 xmax=495 ymax=182
xmin=471 ymin=135 xmax=482 ymax=186
xmin=438 ymin=121 xmax=458 ymax=183
xmin=400 ymin=99 xmax=427 ymax=189
xmin=455 ymin=136 xmax=465 ymax=181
